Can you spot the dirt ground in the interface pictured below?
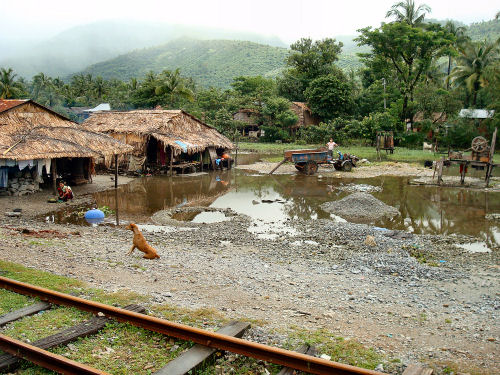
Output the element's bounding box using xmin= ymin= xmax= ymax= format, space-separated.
xmin=238 ymin=161 xmax=436 ymax=179
xmin=0 ymin=167 xmax=498 ymax=374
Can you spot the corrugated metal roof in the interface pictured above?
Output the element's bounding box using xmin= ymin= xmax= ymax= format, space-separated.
xmin=0 ymin=99 xmax=29 ymax=114
xmin=459 ymin=109 xmax=495 ymax=119
xmin=86 ymin=103 xmax=111 ymax=112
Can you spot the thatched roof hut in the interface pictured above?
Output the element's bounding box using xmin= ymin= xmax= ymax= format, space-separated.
xmin=83 ymin=109 xmax=233 ymax=173
xmin=0 ymin=100 xmax=133 ymax=160
xmin=0 ymin=99 xmax=132 ymax=194
xmin=83 ymin=109 xmax=233 ymax=156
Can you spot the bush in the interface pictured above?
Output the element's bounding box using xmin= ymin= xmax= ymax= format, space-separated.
xmin=297 ymin=122 xmax=336 ymax=144
xmin=399 ymin=132 xmax=427 ymax=148
xmin=260 ymin=126 xmax=291 ymax=143
xmin=441 ymin=119 xmax=481 ymax=149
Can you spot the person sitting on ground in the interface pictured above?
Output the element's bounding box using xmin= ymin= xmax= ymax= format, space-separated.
xmin=58 ymin=181 xmax=73 ymax=201
xmin=326 ymin=138 xmax=338 ymax=157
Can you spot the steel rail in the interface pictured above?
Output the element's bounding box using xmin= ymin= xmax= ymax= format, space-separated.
xmin=0 ymin=333 xmax=110 ymax=375
xmin=0 ymin=276 xmax=384 ymax=375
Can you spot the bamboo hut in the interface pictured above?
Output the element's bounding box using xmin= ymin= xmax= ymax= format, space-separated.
xmin=82 ymin=109 xmax=234 ymax=174
xmin=0 ymin=99 xmax=133 ymax=196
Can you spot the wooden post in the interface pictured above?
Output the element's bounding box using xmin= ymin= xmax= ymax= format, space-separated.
xmin=114 ymin=154 xmax=118 ymax=189
xmin=460 ymin=162 xmax=466 ymax=185
xmin=114 ymin=187 xmax=119 ymax=226
xmin=200 ymin=151 xmax=203 ymax=172
xmin=170 ymin=147 xmax=173 ymax=177
xmin=51 ymin=159 xmax=57 ymax=195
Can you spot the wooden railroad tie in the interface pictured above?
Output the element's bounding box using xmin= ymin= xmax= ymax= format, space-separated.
xmin=0 ymin=301 xmax=51 ymax=327
xmin=0 ymin=304 xmax=145 ymax=372
xmin=154 ymin=320 xmax=250 ymax=375
xmin=402 ymin=364 xmax=433 ymax=375
xmin=277 ymin=344 xmax=317 ymax=375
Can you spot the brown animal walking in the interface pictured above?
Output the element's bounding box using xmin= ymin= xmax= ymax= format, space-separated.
xmin=125 ymin=223 xmax=160 ymax=259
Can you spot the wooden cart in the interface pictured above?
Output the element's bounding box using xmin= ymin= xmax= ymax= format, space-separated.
xmin=269 ymin=148 xmax=329 ymax=175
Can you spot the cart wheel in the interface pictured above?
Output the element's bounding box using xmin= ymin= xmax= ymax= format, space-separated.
xmin=342 ymin=161 xmax=352 ymax=172
xmin=304 ymin=161 xmax=318 ymax=175
xmin=333 ymin=164 xmax=342 ymax=171
xmin=295 ymin=162 xmax=305 ymax=171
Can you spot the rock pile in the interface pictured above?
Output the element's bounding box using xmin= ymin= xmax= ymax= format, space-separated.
xmin=320 ymin=192 xmax=399 ymax=222
xmin=2 ymin=169 xmax=41 ymax=196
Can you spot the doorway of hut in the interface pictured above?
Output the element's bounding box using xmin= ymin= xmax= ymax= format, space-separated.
xmin=146 ymin=137 xmax=158 ymax=164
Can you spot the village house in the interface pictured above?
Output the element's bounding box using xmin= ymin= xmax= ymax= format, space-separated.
xmin=233 ymin=101 xmax=320 ymax=138
xmin=0 ymin=99 xmax=132 ymax=196
xmin=82 ymin=109 xmax=234 ymax=174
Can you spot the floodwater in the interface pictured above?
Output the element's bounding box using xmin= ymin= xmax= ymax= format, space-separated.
xmin=48 ymin=166 xmax=500 ymax=248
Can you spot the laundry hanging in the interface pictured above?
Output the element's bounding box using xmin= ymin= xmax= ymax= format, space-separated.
xmin=0 ymin=167 xmax=8 ymax=188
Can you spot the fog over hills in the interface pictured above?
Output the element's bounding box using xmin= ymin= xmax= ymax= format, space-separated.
xmin=0 ymin=20 xmax=287 ymax=78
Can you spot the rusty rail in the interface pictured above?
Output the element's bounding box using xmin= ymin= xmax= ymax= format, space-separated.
xmin=0 ymin=276 xmax=384 ymax=375
xmin=0 ymin=333 xmax=110 ymax=375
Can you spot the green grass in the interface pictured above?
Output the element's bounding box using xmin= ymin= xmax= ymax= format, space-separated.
xmin=285 ymin=327 xmax=385 ymax=370
xmin=238 ymin=142 xmax=445 ymax=163
xmin=0 ymin=260 xmax=391 ymax=374
xmin=240 ymin=142 xmax=500 ymax=166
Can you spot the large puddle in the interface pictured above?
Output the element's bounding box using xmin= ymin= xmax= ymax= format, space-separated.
xmin=47 ymin=168 xmax=500 ymax=247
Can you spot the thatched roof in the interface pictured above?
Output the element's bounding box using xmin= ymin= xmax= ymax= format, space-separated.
xmin=0 ymin=99 xmax=133 ymax=160
xmin=83 ymin=109 xmax=234 ymax=156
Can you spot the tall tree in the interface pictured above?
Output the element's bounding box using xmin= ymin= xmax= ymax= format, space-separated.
xmin=357 ymin=22 xmax=454 ymax=125
xmin=386 ymin=0 xmax=431 ymax=26
xmin=449 ymin=39 xmax=500 ymax=107
xmin=443 ymin=21 xmax=469 ymax=89
xmin=31 ymin=72 xmax=53 ymax=101
xmin=0 ymin=68 xmax=24 ymax=99
xmin=278 ymin=38 xmax=343 ymax=102
xmin=304 ymin=69 xmax=354 ymax=121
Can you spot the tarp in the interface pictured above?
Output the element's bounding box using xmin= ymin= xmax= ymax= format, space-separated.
xmin=175 ymin=140 xmax=188 ymax=153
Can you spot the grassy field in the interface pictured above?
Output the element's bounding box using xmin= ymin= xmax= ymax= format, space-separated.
xmin=0 ymin=260 xmax=392 ymax=374
xmin=238 ymin=142 xmax=446 ymax=164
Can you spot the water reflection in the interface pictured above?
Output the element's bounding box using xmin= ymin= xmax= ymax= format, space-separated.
xmin=47 ymin=170 xmax=500 ymax=247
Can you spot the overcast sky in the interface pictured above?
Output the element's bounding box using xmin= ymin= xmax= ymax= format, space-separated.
xmin=1 ymin=0 xmax=498 ymax=43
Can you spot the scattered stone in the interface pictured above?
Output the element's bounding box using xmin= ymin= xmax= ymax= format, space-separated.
xmin=364 ymin=235 xmax=377 ymax=247
xmin=320 ymin=354 xmax=331 ymax=361
xmin=375 ymin=364 xmax=384 ymax=372
xmin=5 ymin=211 xmax=21 ymax=217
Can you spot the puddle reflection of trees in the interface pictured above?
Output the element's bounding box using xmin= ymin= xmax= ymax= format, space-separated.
xmin=92 ymin=172 xmax=500 ymax=246
xmin=93 ymin=172 xmax=233 ymax=217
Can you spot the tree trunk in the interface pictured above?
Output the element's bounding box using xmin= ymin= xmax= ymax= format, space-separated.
xmin=446 ymin=55 xmax=452 ymax=90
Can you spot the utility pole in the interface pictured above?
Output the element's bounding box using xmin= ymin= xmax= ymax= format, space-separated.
xmin=382 ymin=78 xmax=387 ymax=110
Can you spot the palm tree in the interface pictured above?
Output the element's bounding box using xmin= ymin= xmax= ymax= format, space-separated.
xmin=449 ymin=39 xmax=500 ymax=106
xmin=0 ymin=68 xmax=24 ymax=99
xmin=31 ymin=72 xmax=53 ymax=101
xmin=93 ymin=76 xmax=107 ymax=100
xmin=156 ymin=69 xmax=194 ymax=106
xmin=386 ymin=0 xmax=431 ymax=26
xmin=444 ymin=21 xmax=469 ymax=89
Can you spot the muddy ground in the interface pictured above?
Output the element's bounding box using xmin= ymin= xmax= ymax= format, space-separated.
xmin=0 ymin=166 xmax=498 ymax=374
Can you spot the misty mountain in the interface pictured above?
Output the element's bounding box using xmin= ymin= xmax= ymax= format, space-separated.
xmin=78 ymin=38 xmax=289 ymax=88
xmin=0 ymin=20 xmax=286 ymax=79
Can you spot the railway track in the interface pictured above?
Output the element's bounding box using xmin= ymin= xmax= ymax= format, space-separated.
xmin=0 ymin=275 xmax=385 ymax=375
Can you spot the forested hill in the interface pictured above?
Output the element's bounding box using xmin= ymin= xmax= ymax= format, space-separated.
xmin=467 ymin=19 xmax=500 ymax=41
xmin=79 ymin=38 xmax=289 ymax=88
xmin=0 ymin=20 xmax=286 ymax=79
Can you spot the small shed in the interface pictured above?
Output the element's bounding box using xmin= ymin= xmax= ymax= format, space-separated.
xmin=0 ymin=99 xmax=132 ymax=196
xmin=83 ymin=109 xmax=234 ymax=174
xmin=233 ymin=108 xmax=261 ymax=137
